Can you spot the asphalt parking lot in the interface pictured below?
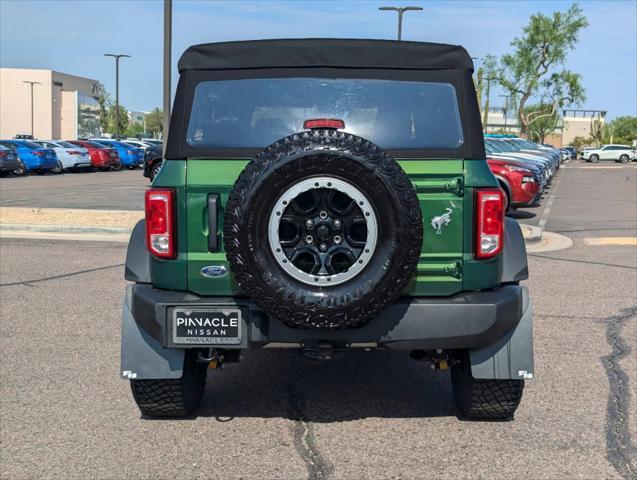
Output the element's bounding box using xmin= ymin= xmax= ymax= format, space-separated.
xmin=0 ymin=160 xmax=636 ymax=479
xmin=0 ymin=169 xmax=147 ymax=211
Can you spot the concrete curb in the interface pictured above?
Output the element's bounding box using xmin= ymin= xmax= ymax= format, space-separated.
xmin=520 ymin=223 xmax=542 ymax=244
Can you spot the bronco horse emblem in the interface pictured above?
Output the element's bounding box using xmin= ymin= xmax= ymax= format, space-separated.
xmin=431 ymin=208 xmax=453 ymax=235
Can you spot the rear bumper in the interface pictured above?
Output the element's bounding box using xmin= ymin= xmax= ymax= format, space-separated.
xmin=127 ymin=283 xmax=525 ymax=351
xmin=0 ymin=160 xmax=21 ymax=171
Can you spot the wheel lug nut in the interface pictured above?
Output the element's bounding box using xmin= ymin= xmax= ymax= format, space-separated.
xmin=305 ymin=235 xmax=313 ymax=244
xmin=319 ymin=211 xmax=328 ymax=220
xmin=305 ymin=219 xmax=313 ymax=228
xmin=333 ymin=235 xmax=342 ymax=244
xmin=319 ymin=243 xmax=327 ymax=252
xmin=334 ymin=219 xmax=341 ymax=228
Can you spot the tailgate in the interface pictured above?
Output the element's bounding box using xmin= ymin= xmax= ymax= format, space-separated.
xmin=185 ymin=159 xmax=465 ymax=297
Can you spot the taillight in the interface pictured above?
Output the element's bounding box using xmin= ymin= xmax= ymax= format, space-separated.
xmin=0 ymin=151 xmax=6 ymax=158
xmin=145 ymin=188 xmax=176 ymax=259
xmin=33 ymin=150 xmax=44 ymax=156
xmin=475 ymin=188 xmax=505 ymax=259
xmin=127 ymin=149 xmax=134 ymax=154
xmin=68 ymin=150 xmax=81 ymax=155
xmin=304 ymin=118 xmax=345 ymax=130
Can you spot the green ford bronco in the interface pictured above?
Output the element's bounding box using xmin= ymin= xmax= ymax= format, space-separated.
xmin=121 ymin=39 xmax=533 ymax=420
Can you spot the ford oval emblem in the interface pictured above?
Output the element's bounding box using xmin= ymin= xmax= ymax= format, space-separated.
xmin=200 ymin=265 xmax=228 ymax=278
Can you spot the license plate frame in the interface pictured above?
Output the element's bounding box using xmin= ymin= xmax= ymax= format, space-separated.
xmin=172 ymin=308 xmax=242 ymax=345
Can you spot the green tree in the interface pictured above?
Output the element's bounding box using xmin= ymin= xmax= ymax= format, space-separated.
xmin=590 ymin=117 xmax=604 ymax=146
xmin=145 ymin=108 xmax=163 ymax=137
xmin=125 ymin=122 xmax=144 ymax=138
xmin=603 ymin=116 xmax=637 ymax=145
xmin=106 ymin=105 xmax=129 ymax=136
xmin=524 ymin=104 xmax=560 ymax=142
xmin=479 ymin=55 xmax=498 ymax=132
xmin=97 ymin=83 xmax=112 ymax=133
xmin=497 ymin=3 xmax=588 ymax=134
xmin=570 ymin=135 xmax=591 ymax=150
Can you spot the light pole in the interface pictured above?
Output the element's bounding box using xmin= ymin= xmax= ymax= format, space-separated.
xmin=163 ymin=0 xmax=172 ymax=153
xmin=499 ymin=94 xmax=510 ymax=132
xmin=482 ymin=77 xmax=495 ymax=133
xmin=22 ymin=81 xmax=41 ymax=137
xmin=103 ymin=53 xmax=131 ymax=139
xmin=379 ymin=6 xmax=423 ymax=40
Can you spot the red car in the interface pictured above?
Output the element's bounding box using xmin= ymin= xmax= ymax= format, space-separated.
xmin=487 ymin=158 xmax=541 ymax=210
xmin=66 ymin=140 xmax=119 ymax=170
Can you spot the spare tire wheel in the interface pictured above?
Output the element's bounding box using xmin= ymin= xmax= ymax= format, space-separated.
xmin=224 ymin=129 xmax=422 ymax=329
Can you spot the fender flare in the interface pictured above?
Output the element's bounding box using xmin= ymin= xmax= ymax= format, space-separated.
xmin=501 ymin=217 xmax=528 ymax=283
xmin=124 ymin=220 xmax=151 ymax=283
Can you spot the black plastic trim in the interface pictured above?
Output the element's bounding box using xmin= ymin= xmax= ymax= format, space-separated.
xmin=124 ymin=220 xmax=151 ymax=283
xmin=130 ymin=284 xmax=523 ymax=350
xmin=207 ymin=193 xmax=219 ymax=252
xmin=501 ymin=218 xmax=529 ymax=283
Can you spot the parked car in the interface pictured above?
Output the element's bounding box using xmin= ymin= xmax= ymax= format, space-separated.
xmin=0 ymin=145 xmax=22 ymax=177
xmin=580 ymin=144 xmax=636 ymax=163
xmin=121 ymin=39 xmax=534 ymax=421
xmin=0 ymin=140 xmax=58 ymax=175
xmin=122 ymin=139 xmax=154 ymax=151
xmin=502 ymin=137 xmax=562 ymax=170
xmin=485 ymin=138 xmax=553 ymax=182
xmin=89 ymin=139 xmax=144 ymax=169
xmin=33 ymin=140 xmax=92 ymax=172
xmin=487 ymin=158 xmax=541 ymax=210
xmin=142 ymin=143 xmax=163 ymax=180
xmin=67 ymin=140 xmax=119 ymax=170
xmin=140 ymin=138 xmax=162 ymax=147
xmin=561 ymin=146 xmax=576 ymax=159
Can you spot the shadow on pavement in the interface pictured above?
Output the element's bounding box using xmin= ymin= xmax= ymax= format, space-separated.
xmin=507 ymin=209 xmax=536 ymax=220
xmin=196 ymin=349 xmax=457 ymax=422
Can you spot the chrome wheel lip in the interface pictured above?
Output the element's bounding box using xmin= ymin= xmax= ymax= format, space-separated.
xmin=268 ymin=176 xmax=378 ymax=287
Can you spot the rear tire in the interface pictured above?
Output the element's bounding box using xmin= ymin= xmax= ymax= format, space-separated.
xmin=13 ymin=162 xmax=26 ymax=176
xmin=150 ymin=161 xmax=163 ymax=180
xmin=619 ymin=154 xmax=629 ymax=163
xmin=111 ymin=161 xmax=122 ymax=171
xmin=130 ymin=350 xmax=207 ymax=418
xmin=52 ymin=161 xmax=63 ymax=174
xmin=497 ymin=181 xmax=511 ymax=212
xmin=451 ymin=352 xmax=524 ymax=420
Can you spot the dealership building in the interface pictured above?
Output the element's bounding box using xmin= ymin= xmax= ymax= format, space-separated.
xmin=0 ymin=68 xmax=101 ymax=140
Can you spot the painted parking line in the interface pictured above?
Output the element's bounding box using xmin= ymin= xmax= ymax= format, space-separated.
xmin=564 ymin=165 xmax=637 ymax=169
xmin=537 ymin=170 xmax=565 ymax=232
xmin=584 ymin=237 xmax=637 ymax=246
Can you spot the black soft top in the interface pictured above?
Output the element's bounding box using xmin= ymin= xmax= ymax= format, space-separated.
xmin=178 ymin=38 xmax=474 ymax=72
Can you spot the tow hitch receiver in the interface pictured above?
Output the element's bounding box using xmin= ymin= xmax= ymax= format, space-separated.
xmin=301 ymin=341 xmax=348 ymax=360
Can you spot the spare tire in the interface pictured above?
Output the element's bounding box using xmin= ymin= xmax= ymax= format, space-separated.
xmin=224 ymin=129 xmax=422 ymax=329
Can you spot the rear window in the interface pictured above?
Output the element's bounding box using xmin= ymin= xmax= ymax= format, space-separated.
xmin=186 ymin=78 xmax=464 ymax=150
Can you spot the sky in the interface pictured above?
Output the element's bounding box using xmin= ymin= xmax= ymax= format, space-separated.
xmin=1 ymin=0 xmax=636 ymax=119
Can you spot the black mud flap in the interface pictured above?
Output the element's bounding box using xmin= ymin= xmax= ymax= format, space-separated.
xmin=120 ymin=285 xmax=185 ymax=380
xmin=469 ymin=286 xmax=534 ymax=380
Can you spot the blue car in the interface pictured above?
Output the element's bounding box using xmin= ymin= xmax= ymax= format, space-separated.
xmin=0 ymin=140 xmax=59 ymax=175
xmin=89 ymin=139 xmax=144 ymax=169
